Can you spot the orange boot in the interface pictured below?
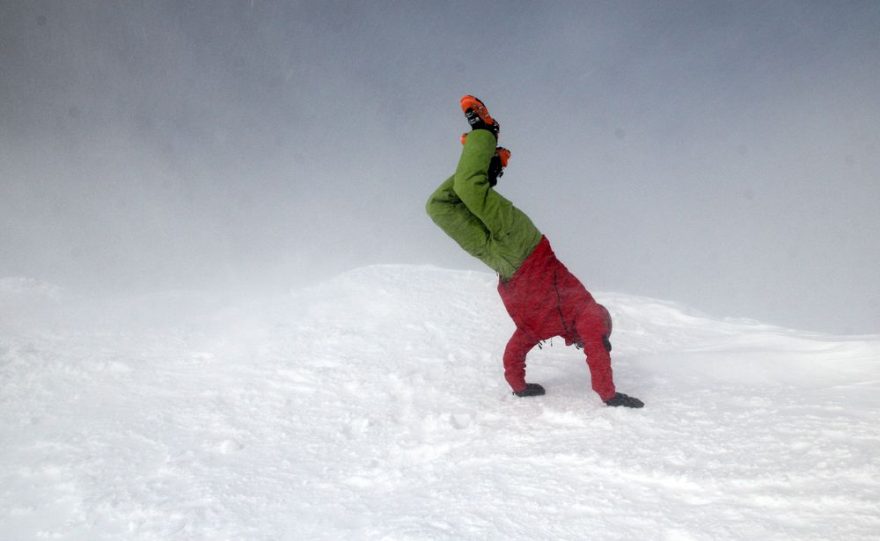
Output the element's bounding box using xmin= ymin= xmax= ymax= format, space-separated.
xmin=460 ymin=94 xmax=500 ymax=137
xmin=487 ymin=147 xmax=510 ymax=187
xmin=495 ymin=146 xmax=511 ymax=168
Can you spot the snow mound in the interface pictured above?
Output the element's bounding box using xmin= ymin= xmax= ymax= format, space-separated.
xmin=1 ymin=265 xmax=878 ymax=540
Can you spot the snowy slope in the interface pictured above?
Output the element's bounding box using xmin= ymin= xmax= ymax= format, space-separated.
xmin=1 ymin=266 xmax=878 ymax=540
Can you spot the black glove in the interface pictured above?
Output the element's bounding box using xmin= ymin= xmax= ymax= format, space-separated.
xmin=513 ymin=383 xmax=546 ymax=397
xmin=604 ymin=392 xmax=644 ymax=408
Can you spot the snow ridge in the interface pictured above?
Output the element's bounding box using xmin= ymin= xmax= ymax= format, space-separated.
xmin=1 ymin=265 xmax=878 ymax=540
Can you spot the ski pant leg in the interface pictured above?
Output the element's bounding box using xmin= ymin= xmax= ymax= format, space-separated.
xmin=425 ymin=175 xmax=491 ymax=258
xmin=502 ymin=327 xmax=539 ymax=393
xmin=452 ymin=129 xmax=536 ymax=241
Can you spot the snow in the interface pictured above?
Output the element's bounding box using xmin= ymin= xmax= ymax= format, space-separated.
xmin=1 ymin=265 xmax=879 ymax=540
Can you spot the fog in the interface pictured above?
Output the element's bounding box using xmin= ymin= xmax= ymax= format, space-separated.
xmin=2 ymin=1 xmax=878 ymax=333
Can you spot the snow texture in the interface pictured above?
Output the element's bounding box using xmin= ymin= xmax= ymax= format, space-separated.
xmin=1 ymin=265 xmax=879 ymax=540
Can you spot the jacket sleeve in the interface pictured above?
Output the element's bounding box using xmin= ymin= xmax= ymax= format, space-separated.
xmin=425 ymin=175 xmax=490 ymax=258
xmin=502 ymin=327 xmax=540 ymax=392
xmin=452 ymin=130 xmax=520 ymax=237
xmin=575 ymin=311 xmax=617 ymax=401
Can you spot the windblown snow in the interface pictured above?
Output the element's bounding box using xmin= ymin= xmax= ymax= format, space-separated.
xmin=1 ymin=265 xmax=878 ymax=540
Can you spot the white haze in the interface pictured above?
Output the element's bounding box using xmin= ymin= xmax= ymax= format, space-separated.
xmin=1 ymin=1 xmax=879 ymax=333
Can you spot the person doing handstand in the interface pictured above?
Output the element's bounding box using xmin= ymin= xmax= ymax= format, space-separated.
xmin=426 ymin=95 xmax=643 ymax=408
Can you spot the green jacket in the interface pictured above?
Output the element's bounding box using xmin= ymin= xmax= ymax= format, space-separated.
xmin=426 ymin=129 xmax=542 ymax=280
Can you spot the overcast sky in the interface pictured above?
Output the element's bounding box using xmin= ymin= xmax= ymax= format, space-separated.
xmin=2 ymin=1 xmax=879 ymax=333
